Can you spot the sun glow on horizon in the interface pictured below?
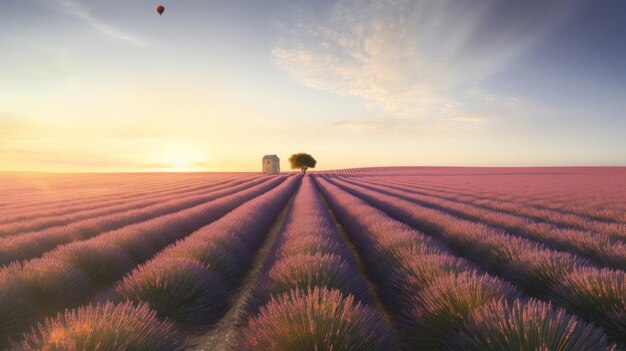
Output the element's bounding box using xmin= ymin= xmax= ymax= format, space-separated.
xmin=155 ymin=146 xmax=213 ymax=172
xmin=173 ymin=155 xmax=190 ymax=170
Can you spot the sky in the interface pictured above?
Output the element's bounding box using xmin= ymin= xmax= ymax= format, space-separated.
xmin=1 ymin=0 xmax=625 ymax=172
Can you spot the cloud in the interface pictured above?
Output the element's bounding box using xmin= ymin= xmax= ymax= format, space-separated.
xmin=52 ymin=0 xmax=145 ymax=45
xmin=273 ymin=0 xmax=579 ymax=128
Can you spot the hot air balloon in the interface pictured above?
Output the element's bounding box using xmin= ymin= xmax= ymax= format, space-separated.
xmin=156 ymin=5 xmax=165 ymax=16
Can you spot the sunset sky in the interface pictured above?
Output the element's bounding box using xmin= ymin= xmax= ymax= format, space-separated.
xmin=1 ymin=0 xmax=625 ymax=172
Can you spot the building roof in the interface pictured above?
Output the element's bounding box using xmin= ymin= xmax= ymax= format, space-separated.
xmin=263 ymin=155 xmax=279 ymax=159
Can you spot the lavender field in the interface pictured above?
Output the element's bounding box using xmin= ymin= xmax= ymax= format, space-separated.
xmin=1 ymin=168 xmax=625 ymax=350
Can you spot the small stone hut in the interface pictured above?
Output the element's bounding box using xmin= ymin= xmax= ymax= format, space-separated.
xmin=262 ymin=155 xmax=280 ymax=173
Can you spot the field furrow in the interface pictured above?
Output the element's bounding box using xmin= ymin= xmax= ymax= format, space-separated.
xmin=0 ymin=176 xmax=276 ymax=265
xmin=0 ymin=175 xmax=263 ymax=235
xmin=368 ymin=177 xmax=626 ymax=236
xmin=0 ymin=175 xmax=290 ymax=347
xmin=323 ymin=175 xmax=626 ymax=346
xmin=1 ymin=168 xmax=624 ymax=350
xmin=0 ymin=173 xmax=214 ymax=211
xmin=314 ymin=176 xmax=614 ymax=350
xmin=0 ymin=174 xmax=251 ymax=226
xmin=336 ymin=176 xmax=626 ymax=271
xmin=399 ymin=176 xmax=626 ymax=224
xmin=188 ymin=177 xmax=300 ymax=351
xmin=234 ymin=176 xmax=397 ymax=350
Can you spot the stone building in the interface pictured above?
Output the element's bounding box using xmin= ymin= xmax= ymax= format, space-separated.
xmin=262 ymin=155 xmax=280 ymax=173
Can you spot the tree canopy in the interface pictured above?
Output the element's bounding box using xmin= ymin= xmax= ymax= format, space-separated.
xmin=289 ymin=153 xmax=316 ymax=174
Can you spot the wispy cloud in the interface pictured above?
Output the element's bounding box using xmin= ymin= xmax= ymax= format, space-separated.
xmin=52 ymin=0 xmax=145 ymax=45
xmin=273 ymin=0 xmax=579 ymax=128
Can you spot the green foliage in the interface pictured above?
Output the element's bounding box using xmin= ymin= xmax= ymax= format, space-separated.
xmin=289 ymin=153 xmax=317 ymax=174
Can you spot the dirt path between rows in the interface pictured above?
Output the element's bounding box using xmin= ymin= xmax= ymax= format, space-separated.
xmin=313 ymin=177 xmax=397 ymax=330
xmin=187 ymin=186 xmax=298 ymax=351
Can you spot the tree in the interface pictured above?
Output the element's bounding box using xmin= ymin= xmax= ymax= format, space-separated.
xmin=289 ymin=153 xmax=316 ymax=175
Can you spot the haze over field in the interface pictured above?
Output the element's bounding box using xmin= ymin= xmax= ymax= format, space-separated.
xmin=1 ymin=0 xmax=625 ymax=172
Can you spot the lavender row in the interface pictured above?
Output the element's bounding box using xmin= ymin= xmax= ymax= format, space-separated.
xmin=386 ymin=176 xmax=624 ymax=227
xmin=0 ymin=174 xmax=179 ymax=207
xmin=402 ymin=171 xmax=626 ymax=206
xmin=18 ymin=302 xmax=184 ymax=350
xmin=0 ymin=175 xmax=273 ymax=265
xmin=0 ymin=174 xmax=262 ymax=236
xmin=237 ymin=176 xmax=396 ymax=350
xmin=15 ymin=177 xmax=298 ymax=350
xmin=114 ymin=175 xmax=299 ymax=323
xmin=341 ymin=176 xmax=626 ymax=270
xmin=14 ymin=175 xmax=301 ymax=350
xmin=315 ymin=176 xmax=614 ymax=350
xmin=370 ymin=177 xmax=625 ymax=237
xmin=0 ymin=175 xmax=287 ymax=347
xmin=249 ymin=176 xmax=367 ymax=307
xmin=0 ymin=173 xmax=221 ymax=218
xmin=347 ymin=175 xmax=626 ymax=244
xmin=400 ymin=175 xmax=626 ymax=224
xmin=0 ymin=173 xmax=253 ymax=228
xmin=0 ymin=177 xmax=260 ymax=240
xmin=325 ymin=176 xmax=626 ymax=345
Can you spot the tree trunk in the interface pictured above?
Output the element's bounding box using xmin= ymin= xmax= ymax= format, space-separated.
xmin=301 ymin=167 xmax=306 ymax=175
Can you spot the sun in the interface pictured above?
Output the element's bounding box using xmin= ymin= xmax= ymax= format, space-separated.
xmin=173 ymin=155 xmax=190 ymax=170
xmin=160 ymin=146 xmax=205 ymax=171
